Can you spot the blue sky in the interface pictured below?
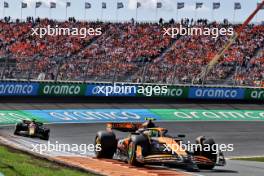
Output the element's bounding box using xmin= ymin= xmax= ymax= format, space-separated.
xmin=0 ymin=0 xmax=263 ymax=23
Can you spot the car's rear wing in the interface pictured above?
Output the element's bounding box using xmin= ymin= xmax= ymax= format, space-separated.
xmin=22 ymin=120 xmax=32 ymax=124
xmin=22 ymin=120 xmax=43 ymax=126
xmin=106 ymin=122 xmax=143 ymax=132
xmin=106 ymin=118 xmax=156 ymax=132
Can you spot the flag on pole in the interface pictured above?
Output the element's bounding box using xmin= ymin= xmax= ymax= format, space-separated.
xmin=177 ymin=2 xmax=184 ymax=9
xmin=66 ymin=2 xmax=71 ymax=8
xmin=36 ymin=2 xmax=42 ymax=8
xmin=137 ymin=2 xmax=141 ymax=8
xmin=21 ymin=2 xmax=27 ymax=8
xmin=196 ymin=2 xmax=203 ymax=9
xmin=234 ymin=2 xmax=241 ymax=10
xmin=102 ymin=2 xmax=106 ymax=9
xmin=50 ymin=2 xmax=56 ymax=8
xmin=117 ymin=2 xmax=124 ymax=9
xmin=213 ymin=2 xmax=220 ymax=10
xmin=257 ymin=3 xmax=264 ymax=10
xmin=85 ymin=2 xmax=91 ymax=9
xmin=157 ymin=2 xmax=162 ymax=8
xmin=4 ymin=1 xmax=9 ymax=8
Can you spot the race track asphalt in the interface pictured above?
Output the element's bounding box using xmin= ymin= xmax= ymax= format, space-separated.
xmin=1 ymin=121 xmax=264 ymax=176
xmin=0 ymin=103 xmax=263 ymax=176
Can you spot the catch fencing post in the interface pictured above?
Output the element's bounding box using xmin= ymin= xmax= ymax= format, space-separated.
xmin=112 ymin=62 xmax=119 ymax=84
xmin=141 ymin=62 xmax=148 ymax=83
xmin=202 ymin=65 xmax=209 ymax=86
xmin=233 ymin=62 xmax=239 ymax=86
xmin=171 ymin=64 xmax=177 ymax=85
xmin=84 ymin=62 xmax=90 ymax=83
xmin=164 ymin=65 xmax=169 ymax=84
xmin=0 ymin=56 xmax=8 ymax=80
xmin=55 ymin=57 xmax=63 ymax=82
xmin=27 ymin=55 xmax=37 ymax=81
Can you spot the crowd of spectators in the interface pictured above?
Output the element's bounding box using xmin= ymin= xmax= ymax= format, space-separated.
xmin=234 ymin=49 xmax=264 ymax=87
xmin=0 ymin=17 xmax=263 ymax=87
xmin=131 ymin=22 xmax=263 ymax=85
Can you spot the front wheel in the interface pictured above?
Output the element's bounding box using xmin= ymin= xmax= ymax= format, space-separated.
xmin=41 ymin=131 xmax=50 ymax=140
xmin=195 ymin=137 xmax=217 ymax=170
xmin=14 ymin=129 xmax=19 ymax=135
xmin=128 ymin=141 xmax=140 ymax=166
xmin=127 ymin=135 xmax=149 ymax=166
xmin=198 ymin=164 xmax=215 ymax=170
xmin=95 ymin=131 xmax=117 ymax=159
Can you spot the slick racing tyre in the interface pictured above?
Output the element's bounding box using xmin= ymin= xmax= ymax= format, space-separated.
xmin=95 ymin=131 xmax=117 ymax=159
xmin=14 ymin=123 xmax=22 ymax=135
xmin=195 ymin=136 xmax=217 ymax=170
xmin=128 ymin=134 xmax=150 ymax=166
xmin=128 ymin=141 xmax=140 ymax=166
xmin=41 ymin=130 xmax=50 ymax=141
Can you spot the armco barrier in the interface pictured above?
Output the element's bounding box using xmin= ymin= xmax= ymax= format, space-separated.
xmin=0 ymin=81 xmax=263 ymax=101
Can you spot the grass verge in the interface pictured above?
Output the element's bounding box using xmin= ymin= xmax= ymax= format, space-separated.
xmin=0 ymin=145 xmax=98 ymax=176
xmin=231 ymin=157 xmax=264 ymax=162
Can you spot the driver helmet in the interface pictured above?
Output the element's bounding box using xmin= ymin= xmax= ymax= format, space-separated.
xmin=142 ymin=119 xmax=156 ymax=128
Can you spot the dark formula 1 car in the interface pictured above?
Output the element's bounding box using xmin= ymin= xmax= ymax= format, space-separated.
xmin=95 ymin=119 xmax=226 ymax=171
xmin=14 ymin=119 xmax=50 ymax=140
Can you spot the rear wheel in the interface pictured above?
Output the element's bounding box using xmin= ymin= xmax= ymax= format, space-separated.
xmin=128 ymin=135 xmax=150 ymax=166
xmin=95 ymin=131 xmax=117 ymax=159
xmin=14 ymin=123 xmax=22 ymax=135
xmin=196 ymin=137 xmax=217 ymax=170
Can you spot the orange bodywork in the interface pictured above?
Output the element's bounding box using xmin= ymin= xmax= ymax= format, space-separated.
xmin=155 ymin=137 xmax=188 ymax=156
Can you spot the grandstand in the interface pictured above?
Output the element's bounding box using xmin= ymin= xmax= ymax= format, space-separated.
xmin=0 ymin=13 xmax=263 ymax=87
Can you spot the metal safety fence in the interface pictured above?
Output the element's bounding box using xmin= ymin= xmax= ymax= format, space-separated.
xmin=0 ymin=56 xmax=263 ymax=88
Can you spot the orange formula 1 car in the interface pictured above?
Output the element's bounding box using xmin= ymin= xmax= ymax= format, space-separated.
xmin=94 ymin=119 xmax=226 ymax=171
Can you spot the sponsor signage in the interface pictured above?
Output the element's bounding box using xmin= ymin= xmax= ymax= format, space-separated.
xmin=0 ymin=111 xmax=40 ymax=124
xmin=0 ymin=82 xmax=39 ymax=96
xmin=0 ymin=81 xmax=263 ymax=101
xmin=165 ymin=86 xmax=188 ymax=98
xmin=136 ymin=85 xmax=188 ymax=98
xmin=25 ymin=109 xmax=160 ymax=123
xmin=39 ymin=83 xmax=86 ymax=96
xmin=245 ymin=89 xmax=264 ymax=101
xmin=150 ymin=109 xmax=264 ymax=121
xmin=1 ymin=109 xmax=264 ymax=125
xmin=188 ymin=87 xmax=244 ymax=99
xmin=86 ymin=84 xmax=137 ymax=96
